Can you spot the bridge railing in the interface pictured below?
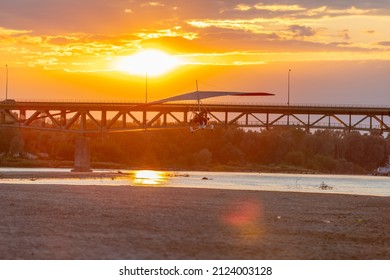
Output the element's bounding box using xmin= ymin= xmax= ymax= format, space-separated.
xmin=4 ymin=99 xmax=390 ymax=109
xmin=3 ymin=99 xmax=144 ymax=104
xmin=235 ymin=121 xmax=383 ymax=131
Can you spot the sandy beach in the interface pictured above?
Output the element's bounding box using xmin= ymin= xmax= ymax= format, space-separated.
xmin=0 ymin=174 xmax=389 ymax=260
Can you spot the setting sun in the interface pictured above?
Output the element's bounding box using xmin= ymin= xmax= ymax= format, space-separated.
xmin=116 ymin=50 xmax=183 ymax=77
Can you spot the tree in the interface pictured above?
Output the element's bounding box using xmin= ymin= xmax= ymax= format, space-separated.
xmin=193 ymin=148 xmax=213 ymax=167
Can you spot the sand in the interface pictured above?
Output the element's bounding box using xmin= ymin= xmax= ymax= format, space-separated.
xmin=0 ymin=175 xmax=389 ymax=260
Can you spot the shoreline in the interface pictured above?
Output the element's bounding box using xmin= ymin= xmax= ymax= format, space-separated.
xmin=0 ymin=158 xmax=370 ymax=176
xmin=0 ymin=166 xmax=378 ymax=178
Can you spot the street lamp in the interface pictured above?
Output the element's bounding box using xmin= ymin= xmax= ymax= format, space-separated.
xmin=5 ymin=64 xmax=8 ymax=100
xmin=287 ymin=69 xmax=291 ymax=106
xmin=145 ymin=72 xmax=148 ymax=103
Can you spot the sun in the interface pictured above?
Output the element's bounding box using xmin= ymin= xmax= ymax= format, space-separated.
xmin=116 ymin=49 xmax=183 ymax=77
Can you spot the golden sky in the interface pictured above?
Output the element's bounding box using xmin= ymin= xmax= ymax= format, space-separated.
xmin=1 ymin=1 xmax=390 ymax=104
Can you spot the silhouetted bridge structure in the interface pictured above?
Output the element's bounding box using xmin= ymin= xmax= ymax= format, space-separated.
xmin=1 ymin=101 xmax=390 ymax=133
xmin=2 ymin=100 xmax=390 ymax=171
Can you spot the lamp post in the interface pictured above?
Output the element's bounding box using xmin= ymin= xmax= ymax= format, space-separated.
xmin=5 ymin=64 xmax=8 ymax=100
xmin=145 ymin=72 xmax=148 ymax=103
xmin=287 ymin=69 xmax=291 ymax=106
xmin=287 ymin=69 xmax=291 ymax=125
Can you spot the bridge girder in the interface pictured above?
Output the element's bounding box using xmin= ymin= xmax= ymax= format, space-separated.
xmin=1 ymin=101 xmax=390 ymax=133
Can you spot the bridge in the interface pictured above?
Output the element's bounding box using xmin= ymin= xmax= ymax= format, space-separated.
xmin=1 ymin=100 xmax=390 ymax=171
xmin=2 ymin=100 xmax=390 ymax=133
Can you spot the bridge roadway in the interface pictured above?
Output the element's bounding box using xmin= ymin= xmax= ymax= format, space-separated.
xmin=1 ymin=100 xmax=390 ymax=133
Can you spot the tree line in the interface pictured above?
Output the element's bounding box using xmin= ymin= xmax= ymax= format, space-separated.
xmin=1 ymin=126 xmax=389 ymax=174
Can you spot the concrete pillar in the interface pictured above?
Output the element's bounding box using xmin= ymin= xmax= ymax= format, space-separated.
xmin=72 ymin=135 xmax=92 ymax=172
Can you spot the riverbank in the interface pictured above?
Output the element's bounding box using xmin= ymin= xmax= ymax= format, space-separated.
xmin=0 ymin=182 xmax=389 ymax=259
xmin=0 ymin=158 xmax=359 ymax=175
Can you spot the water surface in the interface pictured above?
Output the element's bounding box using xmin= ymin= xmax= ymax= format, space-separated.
xmin=1 ymin=168 xmax=389 ymax=197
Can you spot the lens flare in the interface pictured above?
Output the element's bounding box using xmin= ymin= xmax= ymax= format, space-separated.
xmin=222 ymin=199 xmax=265 ymax=241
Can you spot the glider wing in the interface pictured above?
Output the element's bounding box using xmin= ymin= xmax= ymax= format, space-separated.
xmin=148 ymin=91 xmax=274 ymax=104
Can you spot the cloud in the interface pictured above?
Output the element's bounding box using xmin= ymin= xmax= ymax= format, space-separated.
xmin=0 ymin=27 xmax=31 ymax=36
xmin=0 ymin=28 xmax=139 ymax=71
xmin=135 ymin=28 xmax=198 ymax=41
xmin=253 ymin=4 xmax=306 ymax=12
xmin=143 ymin=2 xmax=165 ymax=7
xmin=312 ymin=6 xmax=378 ymax=17
xmin=289 ymin=25 xmax=316 ymax=37
xmin=234 ymin=4 xmax=252 ymax=12
xmin=0 ymin=0 xmax=133 ymax=33
xmin=187 ymin=18 xmax=267 ymax=34
xmin=1 ymin=0 xmax=390 ymax=73
xmin=377 ymin=41 xmax=390 ymax=46
xmin=233 ymin=3 xmax=307 ymax=13
xmin=225 ymin=2 xmax=384 ymax=19
xmin=339 ymin=29 xmax=350 ymax=40
xmin=44 ymin=35 xmax=81 ymax=46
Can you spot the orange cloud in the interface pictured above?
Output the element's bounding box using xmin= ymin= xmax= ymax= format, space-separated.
xmin=1 ymin=1 xmax=389 ymax=76
xmin=253 ymin=4 xmax=306 ymax=12
xmin=135 ymin=28 xmax=198 ymax=41
xmin=0 ymin=27 xmax=31 ymax=36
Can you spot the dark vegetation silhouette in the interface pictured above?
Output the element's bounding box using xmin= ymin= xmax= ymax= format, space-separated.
xmin=1 ymin=127 xmax=389 ymax=174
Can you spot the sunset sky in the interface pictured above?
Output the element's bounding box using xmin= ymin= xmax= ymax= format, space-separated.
xmin=1 ymin=0 xmax=390 ymax=104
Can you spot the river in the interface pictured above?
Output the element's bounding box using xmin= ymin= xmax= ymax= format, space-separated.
xmin=1 ymin=168 xmax=389 ymax=197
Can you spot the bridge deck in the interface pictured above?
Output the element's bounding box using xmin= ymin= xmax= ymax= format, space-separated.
xmin=1 ymin=101 xmax=390 ymax=133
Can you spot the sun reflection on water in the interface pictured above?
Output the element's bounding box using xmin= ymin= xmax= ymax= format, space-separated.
xmin=133 ymin=170 xmax=167 ymax=185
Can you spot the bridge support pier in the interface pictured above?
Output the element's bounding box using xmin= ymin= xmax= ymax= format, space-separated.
xmin=72 ymin=135 xmax=92 ymax=172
